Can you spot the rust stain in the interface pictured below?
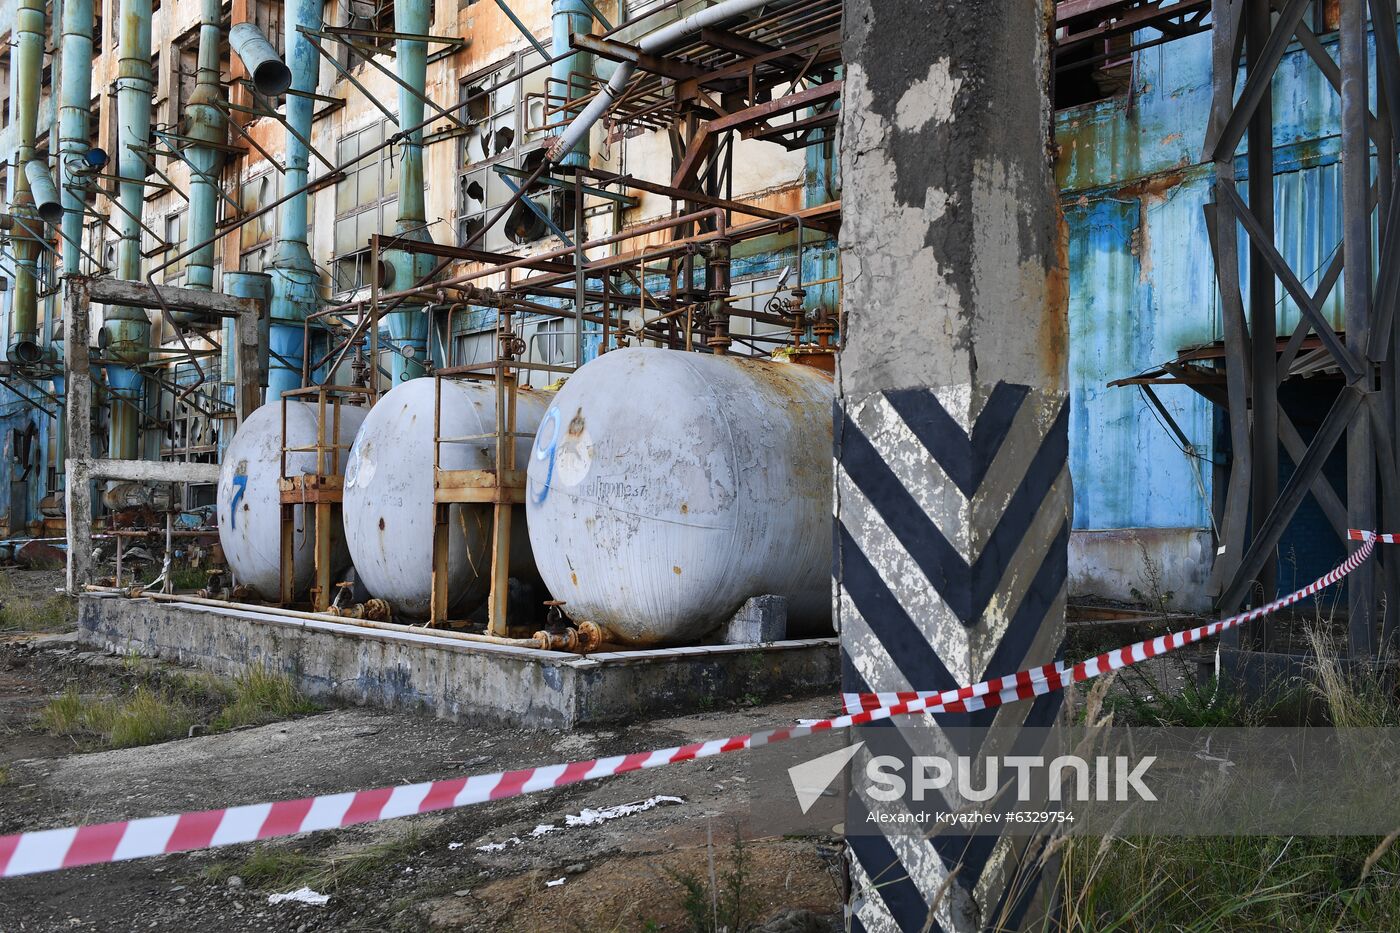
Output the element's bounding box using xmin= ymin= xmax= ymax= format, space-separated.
xmin=1042 ymin=207 xmax=1071 ymax=385
xmin=680 ymin=502 xmax=689 ymax=514
xmin=570 ymin=571 xmax=578 ymax=587
xmin=672 ymin=566 xmax=682 ymax=575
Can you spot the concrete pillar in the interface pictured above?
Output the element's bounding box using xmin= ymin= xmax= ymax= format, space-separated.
xmin=836 ymin=2 xmax=1070 ymax=930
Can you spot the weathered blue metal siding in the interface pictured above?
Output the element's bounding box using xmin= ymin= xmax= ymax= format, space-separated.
xmin=1058 ymin=25 xmax=1363 ymax=538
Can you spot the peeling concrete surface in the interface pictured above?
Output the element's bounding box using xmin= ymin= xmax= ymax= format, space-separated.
xmin=77 ymin=595 xmax=838 ymax=728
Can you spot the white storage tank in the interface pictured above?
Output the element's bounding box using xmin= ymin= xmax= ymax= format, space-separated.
xmin=217 ymin=400 xmax=369 ymax=600
xmin=342 ymin=377 xmax=551 ymax=618
xmin=526 ymin=347 xmax=833 ymax=645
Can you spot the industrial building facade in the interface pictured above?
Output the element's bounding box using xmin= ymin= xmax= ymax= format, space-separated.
xmin=0 ymin=0 xmax=1380 ymax=609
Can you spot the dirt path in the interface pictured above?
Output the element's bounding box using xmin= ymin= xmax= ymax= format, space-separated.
xmin=1 ymin=630 xmax=844 ymax=932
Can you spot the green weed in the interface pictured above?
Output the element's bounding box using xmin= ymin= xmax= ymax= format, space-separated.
xmin=213 ymin=665 xmax=316 ymax=730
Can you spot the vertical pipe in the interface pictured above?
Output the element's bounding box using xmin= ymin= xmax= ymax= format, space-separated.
xmin=9 ymin=0 xmax=46 ymax=366
xmin=1245 ymin=0 xmax=1278 ymax=620
xmin=105 ymin=0 xmax=156 ymax=459
xmin=383 ymin=0 xmax=434 ymax=383
xmin=54 ymin=0 xmax=93 ymax=484
xmin=180 ymin=0 xmax=228 ymax=298
xmin=267 ymin=0 xmax=321 ymax=399
xmin=551 ymin=0 xmax=594 ymax=170
xmin=1341 ymin=0 xmax=1376 ymax=656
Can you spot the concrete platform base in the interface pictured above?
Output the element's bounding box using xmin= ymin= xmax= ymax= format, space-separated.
xmin=77 ymin=594 xmax=839 ymax=728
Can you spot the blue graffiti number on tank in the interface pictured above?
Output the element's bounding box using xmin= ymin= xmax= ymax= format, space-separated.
xmin=530 ymin=408 xmax=561 ymax=505
xmin=230 ymin=474 xmax=248 ymax=529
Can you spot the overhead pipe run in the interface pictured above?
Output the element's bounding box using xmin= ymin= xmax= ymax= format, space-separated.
xmin=106 ymin=0 xmax=157 ymax=459
xmin=9 ymin=0 xmax=46 ymax=367
xmin=266 ymin=0 xmax=322 ymax=399
xmin=383 ymin=0 xmax=436 ymax=384
xmin=547 ymin=0 xmax=776 ymax=164
xmin=229 ymin=23 xmax=294 ymax=97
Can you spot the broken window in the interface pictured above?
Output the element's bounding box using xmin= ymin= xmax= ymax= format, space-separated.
xmin=457 ymin=51 xmax=574 ymax=252
xmin=172 ymin=26 xmax=200 ymax=130
xmin=330 ymin=0 xmax=435 ymax=67
xmin=250 ymin=0 xmax=285 ymax=61
xmin=238 ymin=171 xmax=278 ymax=252
xmin=0 ymin=43 xmax=10 ymax=132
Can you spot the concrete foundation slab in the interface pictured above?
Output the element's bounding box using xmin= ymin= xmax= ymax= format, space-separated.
xmin=76 ymin=594 xmax=839 ymax=728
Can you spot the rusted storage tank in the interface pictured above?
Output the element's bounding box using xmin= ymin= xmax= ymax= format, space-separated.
xmin=526 ymin=347 xmax=833 ymax=645
xmin=217 ymin=401 xmax=369 ymax=600
xmin=342 ymin=378 xmax=551 ymax=618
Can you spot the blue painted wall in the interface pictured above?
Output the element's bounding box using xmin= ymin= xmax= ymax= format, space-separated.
xmin=1057 ymin=24 xmax=1362 ymax=545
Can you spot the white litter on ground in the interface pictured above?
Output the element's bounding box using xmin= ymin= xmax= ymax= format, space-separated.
xmin=473 ymin=796 xmax=685 ymax=852
xmin=475 ymin=837 xmax=523 ymax=852
xmin=546 ymin=877 xmax=566 ymax=887
xmin=447 ymin=841 xmax=464 ymax=850
xmin=565 ymin=795 xmax=684 ymax=827
xmin=267 ymin=887 xmax=329 ymax=907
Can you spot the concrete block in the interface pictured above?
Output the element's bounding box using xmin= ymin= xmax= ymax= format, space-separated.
xmin=718 ymin=595 xmax=788 ymax=644
xmin=77 ymin=594 xmax=837 ymax=729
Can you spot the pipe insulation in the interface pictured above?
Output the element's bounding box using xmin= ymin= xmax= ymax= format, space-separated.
xmin=9 ymin=0 xmax=46 ymax=366
xmin=547 ymin=0 xmax=777 ymax=163
xmin=266 ymin=0 xmax=323 ymax=398
xmin=106 ymin=0 xmax=156 ymax=459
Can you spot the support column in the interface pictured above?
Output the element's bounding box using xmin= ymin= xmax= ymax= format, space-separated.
xmin=837 ymin=2 xmax=1070 ymax=929
xmin=64 ymin=277 xmax=94 ymax=595
xmin=1341 ymin=0 xmax=1376 ymax=657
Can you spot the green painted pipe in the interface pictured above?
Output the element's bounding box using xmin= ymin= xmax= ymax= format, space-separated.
xmin=9 ymin=0 xmax=46 ymax=366
xmin=57 ymin=0 xmax=94 ymax=279
xmin=178 ymin=0 xmax=228 ymax=303
xmin=384 ymin=0 xmax=434 ymax=383
xmin=106 ymin=0 xmax=155 ymax=459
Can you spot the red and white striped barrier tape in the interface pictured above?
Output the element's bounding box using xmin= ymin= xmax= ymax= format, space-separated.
xmin=842 ymin=530 xmax=1382 ymax=714
xmin=0 ymin=531 xmax=1384 ymax=879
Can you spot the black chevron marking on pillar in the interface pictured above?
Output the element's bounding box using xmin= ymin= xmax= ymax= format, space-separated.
xmin=837 ymin=532 xmax=994 ymax=730
xmin=975 ymin=520 xmax=1070 ymax=683
xmin=835 ymin=399 xmax=1069 ymax=627
xmin=848 ymin=797 xmax=949 ymax=933
xmin=988 ymin=832 xmax=1054 ymax=933
xmin=883 ymin=382 xmax=1031 ymax=497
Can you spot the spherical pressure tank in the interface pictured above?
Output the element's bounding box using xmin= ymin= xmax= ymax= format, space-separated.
xmin=342 ymin=378 xmax=551 ymax=618
xmin=526 ymin=347 xmax=834 ymax=646
xmin=217 ymin=400 xmax=369 ymax=600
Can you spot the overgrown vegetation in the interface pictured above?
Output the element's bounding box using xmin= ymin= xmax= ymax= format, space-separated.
xmin=38 ymin=664 xmax=316 ymax=749
xmin=202 ymin=831 xmax=423 ymax=893
xmin=664 ymin=827 xmax=760 ymax=933
xmin=1050 ymin=628 xmax=1400 ymax=931
xmin=168 ymin=565 xmax=210 ymax=592
xmin=41 ymin=685 xmax=193 ymax=748
xmin=0 ymin=567 xmax=75 ymax=632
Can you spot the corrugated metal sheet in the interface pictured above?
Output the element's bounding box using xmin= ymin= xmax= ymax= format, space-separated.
xmin=1057 ymin=25 xmax=1373 ymax=535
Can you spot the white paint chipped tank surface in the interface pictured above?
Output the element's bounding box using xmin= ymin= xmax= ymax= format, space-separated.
xmin=217 ymin=401 xmax=369 ymax=600
xmin=342 ymin=378 xmax=551 ymax=618
xmin=526 ymin=347 xmax=834 ymax=645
